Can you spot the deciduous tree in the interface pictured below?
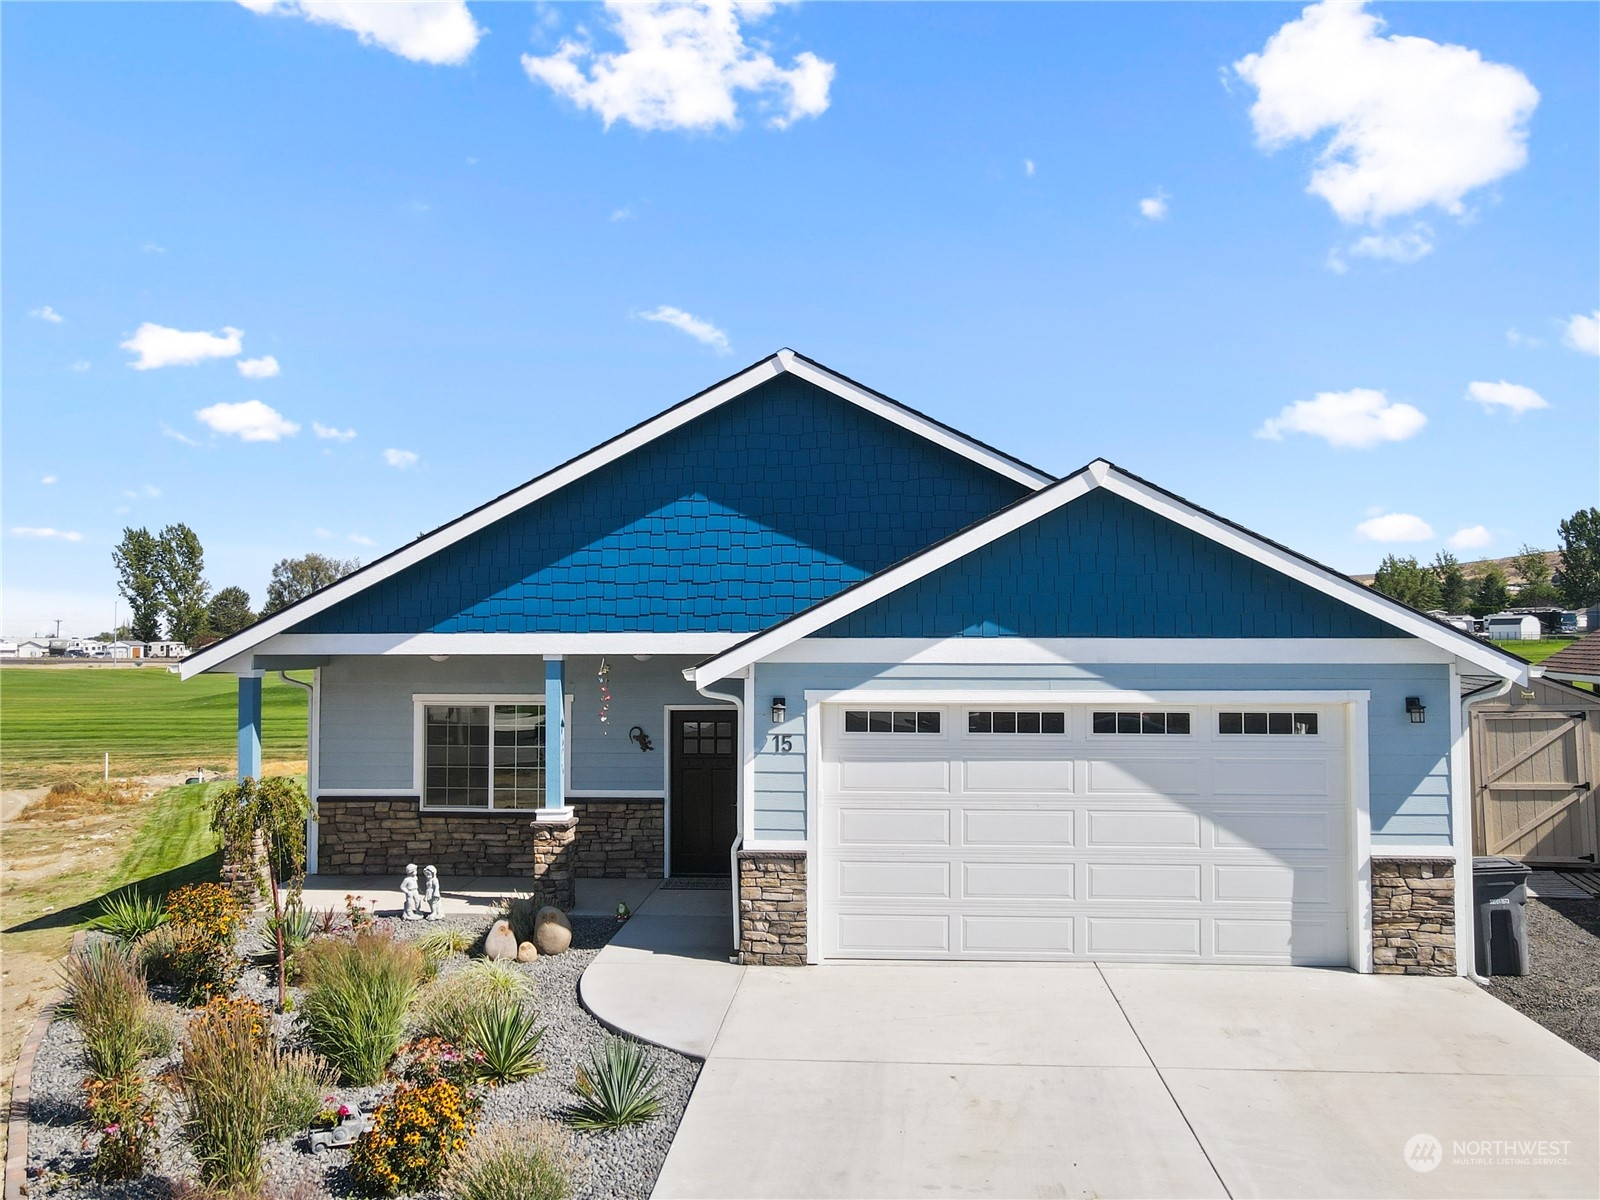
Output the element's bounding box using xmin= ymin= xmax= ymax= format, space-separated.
xmin=1372 ymin=554 xmax=1440 ymax=610
xmin=1557 ymin=507 xmax=1600 ymax=609
xmin=156 ymin=523 xmax=210 ymax=644
xmin=112 ymin=527 xmax=163 ymax=643
xmin=1511 ymin=544 xmax=1559 ymax=606
xmin=262 ymin=553 xmax=359 ymax=615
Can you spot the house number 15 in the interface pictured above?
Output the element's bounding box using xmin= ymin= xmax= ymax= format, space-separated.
xmin=769 ymin=734 xmax=794 ymax=753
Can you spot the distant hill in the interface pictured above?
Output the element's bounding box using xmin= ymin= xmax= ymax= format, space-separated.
xmin=1351 ymin=549 xmax=1562 ymax=588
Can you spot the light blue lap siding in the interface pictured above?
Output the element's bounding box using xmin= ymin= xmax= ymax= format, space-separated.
xmin=820 ymin=489 xmax=1403 ymax=639
xmin=318 ymin=654 xmax=708 ymax=794
xmin=292 ymin=374 xmax=1029 ymax=635
xmin=749 ymin=660 xmax=1453 ymax=845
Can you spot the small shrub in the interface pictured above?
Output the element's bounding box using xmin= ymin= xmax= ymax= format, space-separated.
xmin=344 ymin=893 xmax=374 ymax=932
xmin=394 ymin=1036 xmax=483 ymax=1093
xmin=299 ymin=932 xmax=422 ymax=1085
xmin=82 ymin=1074 xmax=159 ymax=1181
xmin=465 ymin=998 xmax=544 ymax=1085
xmin=162 ymin=882 xmax=248 ymax=1006
xmin=265 ymin=1048 xmax=336 ymax=1140
xmin=413 ymin=961 xmax=534 ymax=1042
xmin=90 ymin=890 xmax=169 ymax=942
xmin=350 ymin=1078 xmax=473 ymax=1197
xmin=414 ymin=927 xmax=475 ymax=976
xmin=565 ymin=1038 xmax=661 ymax=1131
xmin=179 ymin=998 xmax=276 ymax=1190
xmin=444 ymin=1119 xmax=578 ymax=1200
xmin=60 ymin=940 xmax=166 ymax=1079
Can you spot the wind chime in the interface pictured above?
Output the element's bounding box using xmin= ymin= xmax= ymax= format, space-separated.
xmin=597 ymin=658 xmax=612 ymax=731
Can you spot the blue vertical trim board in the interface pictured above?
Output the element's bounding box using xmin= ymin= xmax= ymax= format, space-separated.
xmin=237 ymin=675 xmax=263 ymax=783
xmin=290 ymin=375 xmax=1029 ymax=636
xmin=820 ymin=489 xmax=1405 ymax=639
xmin=544 ymin=658 xmax=565 ymax=808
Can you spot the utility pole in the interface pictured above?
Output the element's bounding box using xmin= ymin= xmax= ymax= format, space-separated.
xmin=54 ymin=618 xmax=63 ymax=639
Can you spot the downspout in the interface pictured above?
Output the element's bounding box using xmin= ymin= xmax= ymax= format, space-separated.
xmin=695 ymin=668 xmax=751 ymax=959
xmin=1458 ymin=676 xmax=1516 ymax=983
xmin=278 ymin=671 xmax=318 ymax=874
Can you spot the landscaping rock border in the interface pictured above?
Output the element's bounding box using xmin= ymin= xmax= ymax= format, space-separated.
xmin=4 ymin=931 xmax=80 ymax=1200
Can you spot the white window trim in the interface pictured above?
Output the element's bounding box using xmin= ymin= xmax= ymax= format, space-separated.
xmin=412 ymin=693 xmax=551 ymax=813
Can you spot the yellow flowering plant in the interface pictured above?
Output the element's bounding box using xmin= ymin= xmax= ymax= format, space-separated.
xmin=350 ymin=1078 xmax=473 ymax=1197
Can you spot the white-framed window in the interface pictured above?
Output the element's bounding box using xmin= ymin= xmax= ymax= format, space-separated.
xmin=967 ymin=710 xmax=1067 ymax=734
xmin=843 ymin=709 xmax=942 ymax=734
xmin=1091 ymin=710 xmax=1193 ymax=735
xmin=414 ymin=695 xmax=546 ymax=810
xmin=1218 ymin=711 xmax=1319 ymax=736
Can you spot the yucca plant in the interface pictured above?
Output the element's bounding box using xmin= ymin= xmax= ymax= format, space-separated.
xmin=90 ymin=889 xmax=169 ymax=943
xmin=465 ymin=999 xmax=545 ymax=1085
xmin=566 ymin=1038 xmax=661 ymax=1131
xmin=266 ymin=901 xmax=316 ymax=953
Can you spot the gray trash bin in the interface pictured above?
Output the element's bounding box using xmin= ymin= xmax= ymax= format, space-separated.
xmin=1473 ymin=856 xmax=1532 ymax=976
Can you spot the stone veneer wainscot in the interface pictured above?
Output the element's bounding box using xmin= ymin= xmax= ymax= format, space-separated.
xmin=1370 ymin=857 xmax=1455 ymax=976
xmin=738 ymin=849 xmax=807 ymax=966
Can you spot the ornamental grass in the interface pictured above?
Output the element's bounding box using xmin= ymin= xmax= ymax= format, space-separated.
xmin=412 ymin=960 xmax=534 ymax=1044
xmin=60 ymin=939 xmax=172 ymax=1080
xmin=298 ymin=931 xmax=423 ymax=1085
xmin=444 ymin=1119 xmax=579 ymax=1200
xmin=350 ymin=1078 xmax=473 ymax=1197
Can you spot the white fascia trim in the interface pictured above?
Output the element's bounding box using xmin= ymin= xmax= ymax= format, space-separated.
xmin=1543 ymin=669 xmax=1600 ymax=685
xmin=742 ymin=839 xmax=807 ymax=853
xmin=765 ymin=637 xmax=1456 ymax=666
xmin=217 ymin=633 xmax=741 ymax=671
xmin=1370 ymin=846 xmax=1459 ymax=859
xmin=802 ymin=687 xmax=1371 ymax=707
xmin=692 ymin=461 xmax=1529 ymax=687
xmin=183 ymin=352 xmax=1050 ymax=681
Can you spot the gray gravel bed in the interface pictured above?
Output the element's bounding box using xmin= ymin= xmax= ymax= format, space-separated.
xmin=27 ymin=912 xmax=699 ymax=1199
xmin=1480 ymin=896 xmax=1600 ymax=1061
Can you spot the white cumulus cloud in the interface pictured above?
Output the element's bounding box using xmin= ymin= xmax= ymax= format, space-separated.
xmin=348 ymin=533 xmax=376 ymax=547
xmin=122 ymin=323 xmax=243 ymax=370
xmin=1024 ymin=159 xmax=1036 ymax=178
xmin=313 ymin=422 xmax=357 ymax=441
xmin=12 ymin=527 xmax=84 ymax=542
xmin=1466 ymin=380 xmax=1548 ymax=416
xmin=70 ymin=361 xmax=91 ymax=373
xmin=1139 ymin=193 xmax=1169 ymax=221
xmin=639 ymin=305 xmax=731 ymax=354
xmin=1256 ymin=387 xmax=1427 ymax=449
xmin=523 ymin=1 xmax=835 ymax=133
xmin=1356 ymin=512 xmax=1434 ymax=542
xmin=1563 ymin=310 xmax=1600 ymax=356
xmin=195 ymin=400 xmax=300 ymax=442
xmin=1234 ymin=2 xmax=1538 ymax=231
xmin=1448 ymin=525 xmax=1493 ymax=550
xmin=238 ymin=1 xmax=481 ymax=65
xmin=41 ymin=475 xmax=57 ymax=485
xmin=384 ymin=448 xmax=420 ymax=468
xmin=237 ymin=355 xmax=280 ymax=378
xmin=1347 ymin=224 xmax=1434 ymax=263
xmin=30 ymin=305 xmax=64 ymax=323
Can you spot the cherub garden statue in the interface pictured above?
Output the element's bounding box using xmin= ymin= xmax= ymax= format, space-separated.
xmin=422 ymin=864 xmax=443 ymax=920
xmin=399 ymin=863 xmax=425 ymax=920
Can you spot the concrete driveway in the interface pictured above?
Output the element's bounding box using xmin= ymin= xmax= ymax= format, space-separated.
xmin=650 ymin=962 xmax=1600 ymax=1199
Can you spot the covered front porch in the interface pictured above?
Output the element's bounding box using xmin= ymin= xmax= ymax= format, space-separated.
xmin=229 ymin=649 xmax=747 ymax=910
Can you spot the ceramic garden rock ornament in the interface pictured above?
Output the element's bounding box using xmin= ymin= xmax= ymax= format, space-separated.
xmin=534 ymin=906 xmax=572 ymax=955
xmin=422 ymin=864 xmax=443 ymax=920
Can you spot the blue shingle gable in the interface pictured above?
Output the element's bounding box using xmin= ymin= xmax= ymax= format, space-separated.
xmin=818 ymin=488 xmax=1404 ymax=639
xmin=294 ymin=374 xmax=1031 ymax=635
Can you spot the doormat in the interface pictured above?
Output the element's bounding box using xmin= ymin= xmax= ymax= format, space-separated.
xmin=659 ymin=877 xmax=729 ymax=890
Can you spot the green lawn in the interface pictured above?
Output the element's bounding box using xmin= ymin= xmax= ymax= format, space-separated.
xmin=1504 ymin=638 xmax=1581 ymax=666
xmin=0 ymin=665 xmax=309 ymax=787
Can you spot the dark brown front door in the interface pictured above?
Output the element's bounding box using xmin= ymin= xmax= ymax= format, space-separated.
xmin=670 ymin=709 xmax=738 ymax=876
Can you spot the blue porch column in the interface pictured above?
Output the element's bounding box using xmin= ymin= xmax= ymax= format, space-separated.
xmin=237 ymin=673 xmax=263 ymax=783
xmin=542 ymin=655 xmax=566 ymax=814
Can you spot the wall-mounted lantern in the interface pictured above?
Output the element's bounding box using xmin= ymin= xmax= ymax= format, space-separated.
xmin=770 ymin=696 xmax=787 ymax=724
xmin=1405 ymin=696 xmax=1427 ymax=724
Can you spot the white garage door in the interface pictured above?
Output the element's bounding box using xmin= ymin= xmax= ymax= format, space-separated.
xmin=819 ymin=703 xmax=1351 ymax=965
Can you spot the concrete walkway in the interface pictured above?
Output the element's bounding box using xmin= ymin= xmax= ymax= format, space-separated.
xmin=577 ymin=908 xmax=1600 ymax=1199
xmin=578 ymin=888 xmax=743 ymax=1057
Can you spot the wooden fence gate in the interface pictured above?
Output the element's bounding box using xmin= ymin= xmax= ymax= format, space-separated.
xmin=1473 ymin=696 xmax=1598 ymax=865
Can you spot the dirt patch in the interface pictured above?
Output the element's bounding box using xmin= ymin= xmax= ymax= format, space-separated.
xmin=1481 ymin=896 xmax=1600 ymax=1061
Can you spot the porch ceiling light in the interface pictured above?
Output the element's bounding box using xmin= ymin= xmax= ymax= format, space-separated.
xmin=771 ymin=696 xmax=787 ymax=723
xmin=429 ymin=654 xmax=449 ymax=662
xmin=1405 ymin=696 xmax=1426 ymax=723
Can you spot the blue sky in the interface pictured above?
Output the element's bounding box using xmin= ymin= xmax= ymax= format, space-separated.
xmin=4 ymin=1 xmax=1596 ymax=639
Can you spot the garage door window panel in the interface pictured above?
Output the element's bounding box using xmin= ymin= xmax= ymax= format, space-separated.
xmin=1092 ymin=711 xmax=1192 ymax=735
xmin=1219 ymin=712 xmax=1319 ymax=735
